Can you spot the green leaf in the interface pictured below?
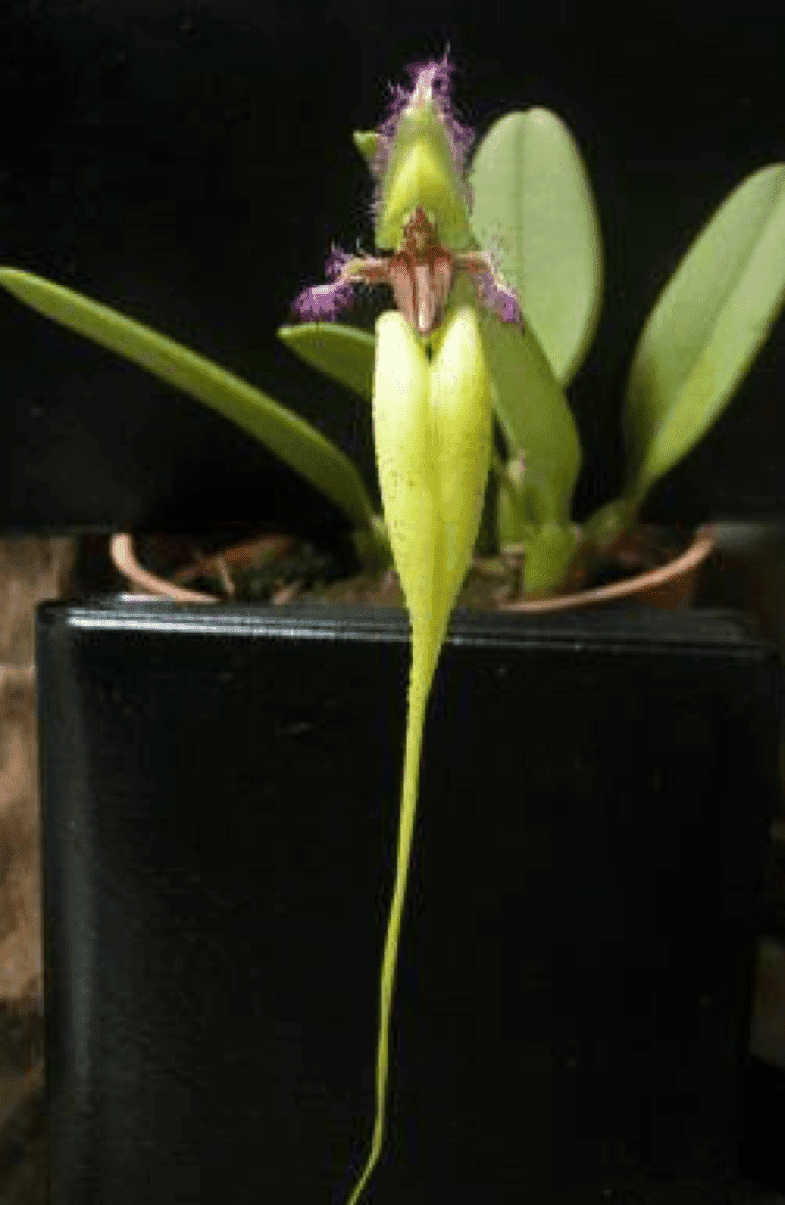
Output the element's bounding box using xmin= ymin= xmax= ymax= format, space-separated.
xmin=623 ymin=163 xmax=785 ymax=509
xmin=521 ymin=522 xmax=580 ymax=595
xmin=468 ymin=108 xmax=603 ymax=386
xmin=277 ymin=322 xmax=375 ymax=402
xmin=448 ymin=272 xmax=581 ymax=527
xmin=282 ymin=287 xmax=582 ymax=533
xmin=0 ymin=267 xmax=378 ymax=536
xmin=492 ymin=453 xmax=579 ymax=591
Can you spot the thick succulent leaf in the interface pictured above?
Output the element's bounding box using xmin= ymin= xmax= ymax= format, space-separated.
xmin=0 ymin=267 xmax=378 ymax=534
xmin=623 ymin=163 xmax=785 ymax=508
xmin=469 ymin=108 xmax=603 ymax=385
xmin=277 ymin=322 xmax=375 ymax=402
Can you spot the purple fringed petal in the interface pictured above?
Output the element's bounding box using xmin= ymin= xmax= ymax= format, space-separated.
xmin=324 ymin=244 xmax=355 ymax=280
xmin=290 ymin=279 xmax=355 ymax=322
xmin=475 ymin=271 xmax=523 ymax=325
xmin=291 ymin=243 xmax=360 ymax=320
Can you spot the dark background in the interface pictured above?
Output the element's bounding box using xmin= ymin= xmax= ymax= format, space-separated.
xmin=1 ymin=0 xmax=784 ymax=539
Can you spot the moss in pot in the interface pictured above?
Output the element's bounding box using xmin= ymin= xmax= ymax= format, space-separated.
xmin=3 ymin=49 xmax=785 ymax=1205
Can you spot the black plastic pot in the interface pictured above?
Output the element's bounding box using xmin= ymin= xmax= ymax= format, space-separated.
xmin=35 ymin=598 xmax=780 ymax=1205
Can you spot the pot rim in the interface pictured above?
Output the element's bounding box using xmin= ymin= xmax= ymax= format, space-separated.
xmin=499 ymin=524 xmax=716 ymax=612
xmin=111 ymin=532 xmax=218 ymax=603
xmin=110 ymin=524 xmax=717 ymax=611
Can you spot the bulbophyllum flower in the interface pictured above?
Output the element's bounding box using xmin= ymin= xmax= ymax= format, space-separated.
xmin=291 ymin=53 xmax=523 ymax=337
xmin=291 ymin=53 xmax=526 ymax=1205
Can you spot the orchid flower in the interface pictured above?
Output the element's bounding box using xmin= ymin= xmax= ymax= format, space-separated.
xmin=292 ymin=56 xmax=522 ymax=336
xmin=292 ymin=53 xmax=524 ymax=1205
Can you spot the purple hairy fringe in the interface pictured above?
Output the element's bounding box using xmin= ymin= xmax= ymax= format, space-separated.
xmin=289 ymin=57 xmax=526 ymax=329
xmin=475 ymin=271 xmax=523 ymax=325
xmin=290 ymin=280 xmax=354 ymax=321
xmin=324 ymin=245 xmax=355 ymax=280
xmin=371 ymin=49 xmax=475 ymax=229
xmin=290 ymin=245 xmax=357 ymax=320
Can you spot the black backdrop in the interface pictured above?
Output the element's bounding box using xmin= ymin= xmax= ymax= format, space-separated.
xmin=1 ymin=0 xmax=784 ymax=537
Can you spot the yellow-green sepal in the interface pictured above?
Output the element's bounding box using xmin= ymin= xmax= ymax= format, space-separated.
xmin=375 ymin=100 xmax=474 ymax=252
xmin=373 ymin=305 xmax=492 ymax=675
xmin=353 ymin=130 xmax=379 ymax=170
